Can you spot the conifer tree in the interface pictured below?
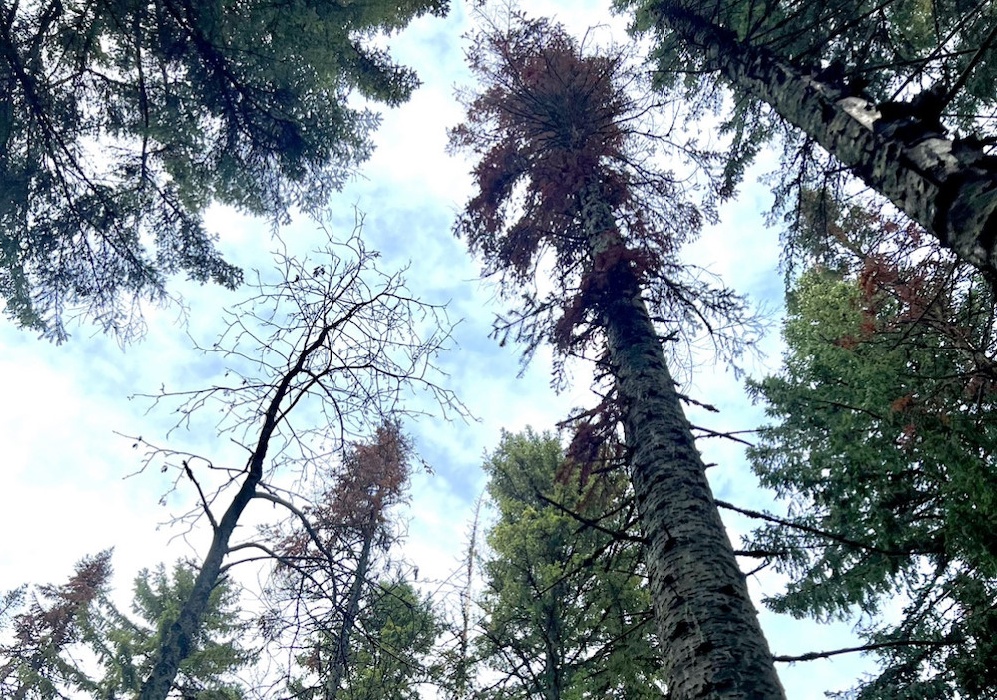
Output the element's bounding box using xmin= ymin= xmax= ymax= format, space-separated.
xmin=450 ymin=12 xmax=783 ymax=699
xmin=616 ymin=0 xmax=997 ymax=281
xmin=1 ymin=0 xmax=447 ymax=339
xmin=478 ymin=430 xmax=663 ymax=700
xmin=745 ymin=200 xmax=997 ymax=698
xmin=0 ymin=554 xmax=249 ymax=699
xmin=262 ymin=421 xmax=432 ymax=700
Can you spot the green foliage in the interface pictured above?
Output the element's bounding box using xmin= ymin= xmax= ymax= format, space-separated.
xmin=0 ymin=554 xmax=248 ymax=699
xmin=615 ymin=0 xmax=997 ymax=224
xmin=621 ymin=0 xmax=997 ymax=127
xmin=477 ymin=430 xmax=663 ymax=700
xmin=262 ymin=422 xmax=438 ymax=700
xmin=94 ymin=562 xmax=250 ymax=699
xmin=344 ymin=580 xmax=439 ymax=700
xmin=286 ymin=578 xmax=439 ymax=700
xmin=0 ymin=0 xmax=447 ymax=340
xmin=747 ymin=262 xmax=997 ymax=698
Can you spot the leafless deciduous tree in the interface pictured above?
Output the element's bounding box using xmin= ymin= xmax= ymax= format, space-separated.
xmin=127 ymin=226 xmax=464 ymax=700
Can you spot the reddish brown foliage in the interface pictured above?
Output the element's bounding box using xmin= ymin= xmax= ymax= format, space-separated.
xmin=817 ymin=199 xmax=997 ymax=406
xmin=273 ymin=421 xmax=412 ymax=562
xmin=890 ymin=394 xmax=914 ymax=413
xmin=451 ymin=12 xmax=745 ymax=486
xmin=449 ymin=14 xmax=697 ymax=300
xmin=11 ymin=550 xmax=112 ymax=650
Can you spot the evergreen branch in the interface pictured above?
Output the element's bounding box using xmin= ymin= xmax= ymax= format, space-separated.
xmin=734 ymin=549 xmax=786 ymax=558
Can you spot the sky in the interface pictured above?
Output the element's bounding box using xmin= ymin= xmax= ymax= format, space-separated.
xmin=1 ymin=0 xmax=879 ymax=696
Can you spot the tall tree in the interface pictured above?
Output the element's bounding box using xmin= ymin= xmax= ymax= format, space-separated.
xmin=615 ymin=0 xmax=997 ymax=281
xmin=449 ymin=12 xmax=783 ymax=699
xmin=0 ymin=0 xmax=447 ymax=339
xmin=128 ymin=232 xmax=461 ymax=700
xmin=261 ymin=421 xmax=421 ymax=700
xmin=477 ymin=429 xmax=662 ymax=700
xmin=743 ymin=202 xmax=997 ymax=698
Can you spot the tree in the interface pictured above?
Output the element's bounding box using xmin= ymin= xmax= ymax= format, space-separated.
xmin=96 ymin=562 xmax=250 ymax=699
xmin=449 ymin=12 xmax=783 ymax=699
xmin=0 ymin=0 xmax=447 ymax=340
xmin=615 ymin=0 xmax=997 ymax=281
xmin=260 ymin=421 xmax=424 ymax=700
xmin=0 ymin=550 xmax=113 ymax=699
xmin=127 ymin=230 xmax=461 ymax=700
xmin=0 ymin=553 xmax=249 ymax=699
xmin=743 ymin=203 xmax=997 ymax=698
xmin=477 ymin=429 xmax=663 ymax=700
xmin=336 ymin=579 xmax=438 ymax=700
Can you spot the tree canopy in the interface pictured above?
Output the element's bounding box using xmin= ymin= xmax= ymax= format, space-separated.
xmin=0 ymin=553 xmax=249 ymax=699
xmin=746 ymin=200 xmax=997 ymax=697
xmin=0 ymin=0 xmax=447 ymax=340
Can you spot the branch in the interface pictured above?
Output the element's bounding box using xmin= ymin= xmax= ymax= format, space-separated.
xmin=734 ymin=549 xmax=786 ymax=558
xmin=773 ymin=637 xmax=956 ymax=663
xmin=250 ymin=490 xmax=340 ymax=567
xmin=715 ymin=499 xmax=924 ymax=557
xmin=534 ymin=491 xmax=648 ymax=545
xmin=182 ymin=461 xmax=217 ymax=530
xmin=689 ymin=424 xmax=758 ymax=447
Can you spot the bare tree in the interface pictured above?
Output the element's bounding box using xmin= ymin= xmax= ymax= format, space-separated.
xmin=126 ymin=225 xmax=463 ymax=700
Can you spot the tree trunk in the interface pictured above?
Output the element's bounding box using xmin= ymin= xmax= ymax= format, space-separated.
xmin=644 ymin=2 xmax=997 ymax=281
xmin=580 ymin=185 xmax=785 ymax=700
xmin=139 ymin=325 xmax=329 ymax=700
xmin=324 ymin=518 xmax=375 ymax=700
xmin=138 ymin=468 xmax=261 ymax=700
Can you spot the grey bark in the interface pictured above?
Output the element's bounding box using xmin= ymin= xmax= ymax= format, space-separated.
xmin=139 ymin=325 xmax=336 ymax=700
xmin=645 ymin=2 xmax=997 ymax=280
xmin=580 ymin=186 xmax=786 ymax=699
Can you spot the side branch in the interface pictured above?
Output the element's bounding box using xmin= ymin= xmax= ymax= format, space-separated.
xmin=773 ymin=638 xmax=957 ymax=663
xmin=715 ymin=499 xmax=937 ymax=557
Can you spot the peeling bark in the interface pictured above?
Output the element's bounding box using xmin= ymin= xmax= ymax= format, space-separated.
xmin=646 ymin=2 xmax=997 ymax=280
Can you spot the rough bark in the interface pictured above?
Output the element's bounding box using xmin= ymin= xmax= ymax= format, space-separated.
xmin=580 ymin=187 xmax=785 ymax=699
xmin=646 ymin=2 xmax=997 ymax=281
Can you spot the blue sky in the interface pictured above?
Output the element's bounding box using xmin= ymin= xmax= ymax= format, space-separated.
xmin=0 ymin=1 xmax=880 ymax=696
